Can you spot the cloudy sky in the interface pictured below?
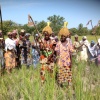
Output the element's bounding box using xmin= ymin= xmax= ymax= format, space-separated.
xmin=0 ymin=0 xmax=100 ymax=29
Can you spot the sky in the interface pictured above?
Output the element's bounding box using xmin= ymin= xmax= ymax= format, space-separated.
xmin=0 ymin=0 xmax=100 ymax=29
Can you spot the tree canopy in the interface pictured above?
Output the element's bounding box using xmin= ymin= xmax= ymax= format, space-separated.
xmin=0 ymin=15 xmax=100 ymax=36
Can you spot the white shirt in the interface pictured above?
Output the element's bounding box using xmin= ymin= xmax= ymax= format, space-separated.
xmin=5 ymin=38 xmax=16 ymax=51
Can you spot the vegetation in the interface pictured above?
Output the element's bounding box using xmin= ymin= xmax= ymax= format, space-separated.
xmin=0 ymin=61 xmax=100 ymax=100
xmin=0 ymin=15 xmax=100 ymax=36
xmin=0 ymin=15 xmax=100 ymax=99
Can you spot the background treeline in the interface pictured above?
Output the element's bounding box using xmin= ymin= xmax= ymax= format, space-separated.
xmin=0 ymin=15 xmax=100 ymax=36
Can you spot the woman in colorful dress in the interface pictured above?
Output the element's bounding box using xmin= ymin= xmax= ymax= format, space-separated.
xmin=55 ymin=22 xmax=74 ymax=86
xmin=40 ymin=22 xmax=56 ymax=84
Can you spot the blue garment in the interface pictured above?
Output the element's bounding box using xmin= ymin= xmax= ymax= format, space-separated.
xmin=32 ymin=48 xmax=40 ymax=68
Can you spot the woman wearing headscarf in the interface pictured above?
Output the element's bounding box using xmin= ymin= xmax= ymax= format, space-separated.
xmin=32 ymin=34 xmax=40 ymax=68
xmin=4 ymin=32 xmax=16 ymax=73
xmin=80 ymin=36 xmax=90 ymax=61
xmin=55 ymin=22 xmax=74 ymax=86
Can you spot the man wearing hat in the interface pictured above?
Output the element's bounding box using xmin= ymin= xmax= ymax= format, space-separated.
xmin=55 ymin=22 xmax=74 ymax=86
xmin=80 ymin=36 xmax=90 ymax=61
xmin=4 ymin=32 xmax=16 ymax=73
xmin=0 ymin=30 xmax=5 ymax=72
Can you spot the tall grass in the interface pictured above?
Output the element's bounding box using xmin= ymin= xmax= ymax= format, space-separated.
xmin=0 ymin=60 xmax=100 ymax=100
xmin=0 ymin=35 xmax=100 ymax=100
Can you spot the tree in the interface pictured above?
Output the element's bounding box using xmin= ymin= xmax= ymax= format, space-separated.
xmin=37 ymin=21 xmax=47 ymax=33
xmin=69 ymin=28 xmax=78 ymax=36
xmin=0 ymin=20 xmax=22 ymax=35
xmin=47 ymin=15 xmax=65 ymax=35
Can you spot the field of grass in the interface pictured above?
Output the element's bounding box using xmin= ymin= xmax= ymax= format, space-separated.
xmin=0 ymin=60 xmax=100 ymax=100
xmin=0 ymin=35 xmax=100 ymax=100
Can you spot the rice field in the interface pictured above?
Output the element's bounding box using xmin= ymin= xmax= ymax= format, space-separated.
xmin=0 ymin=60 xmax=100 ymax=100
xmin=0 ymin=35 xmax=100 ymax=100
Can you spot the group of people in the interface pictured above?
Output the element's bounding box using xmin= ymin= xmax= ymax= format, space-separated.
xmin=0 ymin=22 xmax=100 ymax=86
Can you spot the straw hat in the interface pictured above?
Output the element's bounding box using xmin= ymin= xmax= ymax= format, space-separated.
xmin=42 ymin=22 xmax=52 ymax=34
xmin=59 ymin=22 xmax=70 ymax=36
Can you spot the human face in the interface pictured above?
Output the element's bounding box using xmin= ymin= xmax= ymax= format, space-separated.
xmin=91 ymin=43 xmax=94 ymax=47
xmin=12 ymin=33 xmax=17 ymax=38
xmin=75 ymin=37 xmax=78 ymax=41
xmin=8 ymin=34 xmax=12 ymax=39
xmin=60 ymin=35 xmax=67 ymax=42
xmin=20 ymin=32 xmax=25 ymax=36
xmin=44 ymin=32 xmax=50 ymax=40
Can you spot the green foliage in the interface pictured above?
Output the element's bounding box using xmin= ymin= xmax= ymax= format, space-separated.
xmin=47 ymin=15 xmax=65 ymax=35
xmin=37 ymin=20 xmax=47 ymax=33
xmin=0 ymin=15 xmax=100 ymax=37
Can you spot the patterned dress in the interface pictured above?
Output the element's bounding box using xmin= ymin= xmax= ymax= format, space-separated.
xmin=40 ymin=38 xmax=55 ymax=84
xmin=55 ymin=41 xmax=74 ymax=84
xmin=20 ymin=39 xmax=32 ymax=66
xmin=73 ymin=41 xmax=81 ymax=62
xmin=4 ymin=38 xmax=16 ymax=70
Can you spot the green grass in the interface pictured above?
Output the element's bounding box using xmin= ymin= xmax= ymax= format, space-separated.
xmin=0 ymin=61 xmax=100 ymax=100
xmin=71 ymin=35 xmax=100 ymax=42
xmin=0 ymin=35 xmax=100 ymax=100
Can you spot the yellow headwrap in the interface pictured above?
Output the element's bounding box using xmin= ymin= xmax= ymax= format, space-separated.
xmin=42 ymin=22 xmax=53 ymax=34
xmin=59 ymin=22 xmax=70 ymax=36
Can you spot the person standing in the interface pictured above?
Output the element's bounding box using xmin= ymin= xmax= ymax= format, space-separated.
xmin=25 ymin=33 xmax=32 ymax=67
xmin=73 ymin=34 xmax=81 ymax=62
xmin=32 ymin=34 xmax=40 ymax=68
xmin=4 ymin=32 xmax=16 ymax=73
xmin=40 ymin=22 xmax=56 ymax=84
xmin=80 ymin=36 xmax=90 ymax=61
xmin=87 ymin=41 xmax=96 ymax=61
xmin=55 ymin=22 xmax=74 ymax=86
xmin=12 ymin=30 xmax=20 ymax=68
